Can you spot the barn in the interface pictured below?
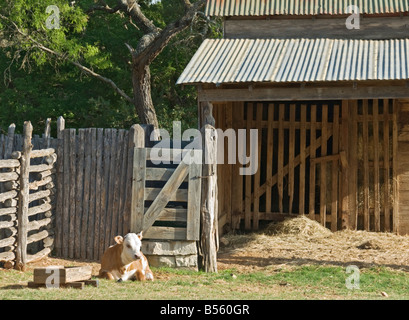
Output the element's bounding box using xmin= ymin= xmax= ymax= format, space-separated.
xmin=177 ymin=0 xmax=409 ymax=235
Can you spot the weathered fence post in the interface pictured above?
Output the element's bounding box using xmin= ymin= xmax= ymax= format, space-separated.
xmin=43 ymin=118 xmax=51 ymax=149
xmin=199 ymin=123 xmax=218 ymax=273
xmin=129 ymin=125 xmax=146 ymax=234
xmin=15 ymin=121 xmax=33 ymax=271
xmin=55 ymin=116 xmax=65 ymax=256
xmin=5 ymin=124 xmax=16 ymax=160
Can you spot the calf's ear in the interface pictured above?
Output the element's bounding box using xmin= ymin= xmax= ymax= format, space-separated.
xmin=114 ymin=235 xmax=124 ymax=244
xmin=137 ymin=231 xmax=143 ymax=240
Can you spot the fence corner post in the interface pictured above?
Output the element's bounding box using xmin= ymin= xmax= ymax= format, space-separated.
xmin=15 ymin=121 xmax=33 ymax=271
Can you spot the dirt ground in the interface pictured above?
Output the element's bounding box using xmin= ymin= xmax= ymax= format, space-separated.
xmin=217 ymin=216 xmax=409 ymax=273
xmin=21 ymin=216 xmax=409 ymax=274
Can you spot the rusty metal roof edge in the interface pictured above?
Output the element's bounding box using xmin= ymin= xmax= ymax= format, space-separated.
xmin=205 ymin=0 xmax=409 ymax=17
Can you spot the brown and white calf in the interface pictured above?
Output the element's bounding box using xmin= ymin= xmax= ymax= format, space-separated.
xmin=99 ymin=232 xmax=154 ymax=282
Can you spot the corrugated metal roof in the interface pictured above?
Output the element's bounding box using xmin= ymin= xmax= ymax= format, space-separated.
xmin=177 ymin=38 xmax=409 ymax=84
xmin=205 ymin=0 xmax=409 ymax=16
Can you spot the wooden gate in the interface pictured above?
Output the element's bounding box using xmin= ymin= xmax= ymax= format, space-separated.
xmin=214 ymin=101 xmax=344 ymax=231
xmin=130 ymin=148 xmax=202 ymax=241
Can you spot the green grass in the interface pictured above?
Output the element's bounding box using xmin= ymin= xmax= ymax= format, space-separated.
xmin=1 ymin=265 xmax=409 ymax=300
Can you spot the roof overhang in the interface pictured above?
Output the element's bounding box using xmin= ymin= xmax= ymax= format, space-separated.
xmin=177 ymin=38 xmax=409 ymax=86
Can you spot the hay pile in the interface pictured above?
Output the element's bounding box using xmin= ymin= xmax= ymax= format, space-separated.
xmin=264 ymin=215 xmax=332 ymax=238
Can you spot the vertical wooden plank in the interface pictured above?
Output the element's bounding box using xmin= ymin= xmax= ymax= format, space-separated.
xmin=340 ymin=101 xmax=349 ymax=230
xmin=130 ymin=148 xmax=146 ymax=233
xmin=55 ymin=117 xmax=65 ymax=256
xmin=231 ymin=102 xmax=244 ymax=230
xmin=252 ymin=103 xmax=263 ymax=230
xmin=218 ymin=104 xmax=226 ymax=233
xmin=85 ymin=128 xmax=97 ymax=260
xmin=117 ymin=130 xmax=129 ymax=238
xmin=43 ymin=118 xmax=51 ymax=149
xmin=363 ymin=99 xmax=370 ymax=231
xmin=278 ymin=103 xmax=285 ymax=214
xmin=320 ymin=105 xmax=328 ymax=227
xmin=0 ymin=134 xmax=4 ymax=159
xmin=93 ymin=128 xmax=104 ymax=260
xmin=392 ymin=99 xmax=398 ymax=233
xmin=62 ymin=129 xmax=70 ymax=258
xmin=299 ymin=105 xmax=307 ymax=215
xmin=349 ymin=100 xmax=359 ymax=230
xmin=81 ymin=129 xmax=92 ymax=259
xmin=340 ymin=100 xmax=350 ymax=230
xmin=106 ymin=129 xmax=118 ymax=248
xmin=68 ymin=129 xmax=76 ymax=259
xmin=309 ymin=105 xmax=317 ymax=221
xmin=266 ymin=103 xmax=274 ymax=214
xmin=15 ymin=122 xmax=32 ymax=271
xmin=288 ymin=104 xmax=296 ymax=214
xmin=5 ymin=124 xmax=16 ymax=159
xmin=383 ymin=99 xmax=391 ymax=232
xmin=110 ymin=130 xmax=125 ymax=245
xmin=74 ymin=129 xmax=85 ymax=259
xmin=104 ymin=129 xmax=115 ymax=248
xmin=123 ymin=125 xmax=145 ymax=236
xmin=373 ymin=100 xmax=381 ymax=232
xmin=244 ymin=103 xmax=253 ymax=229
xmin=99 ymin=129 xmax=110 ymax=256
xmin=331 ymin=104 xmax=340 ymax=231
xmin=224 ymin=102 xmax=233 ymax=230
xmin=187 ymin=151 xmax=203 ymax=240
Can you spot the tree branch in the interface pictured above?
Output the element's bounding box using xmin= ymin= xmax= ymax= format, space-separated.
xmin=0 ymin=14 xmax=134 ymax=104
xmin=182 ymin=0 xmax=193 ymax=11
xmin=86 ymin=3 xmax=121 ymax=14
xmin=133 ymin=0 xmax=207 ymax=65
xmin=117 ymin=0 xmax=161 ymax=35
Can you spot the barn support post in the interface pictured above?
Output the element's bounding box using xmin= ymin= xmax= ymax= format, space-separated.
xmin=15 ymin=121 xmax=33 ymax=271
xmin=199 ymin=119 xmax=218 ymax=273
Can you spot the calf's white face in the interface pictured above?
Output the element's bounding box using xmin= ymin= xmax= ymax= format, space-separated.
xmin=115 ymin=232 xmax=143 ymax=264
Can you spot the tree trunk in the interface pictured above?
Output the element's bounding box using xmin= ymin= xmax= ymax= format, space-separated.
xmin=132 ymin=63 xmax=159 ymax=129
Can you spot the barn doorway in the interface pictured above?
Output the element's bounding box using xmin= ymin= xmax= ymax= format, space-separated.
xmin=213 ymin=99 xmax=397 ymax=233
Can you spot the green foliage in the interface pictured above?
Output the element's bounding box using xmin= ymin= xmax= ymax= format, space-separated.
xmin=0 ymin=0 xmax=222 ymax=134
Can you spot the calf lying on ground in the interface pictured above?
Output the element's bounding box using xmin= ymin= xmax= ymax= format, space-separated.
xmin=99 ymin=232 xmax=154 ymax=282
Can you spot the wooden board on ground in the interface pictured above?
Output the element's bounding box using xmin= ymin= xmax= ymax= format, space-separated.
xmin=33 ymin=265 xmax=93 ymax=284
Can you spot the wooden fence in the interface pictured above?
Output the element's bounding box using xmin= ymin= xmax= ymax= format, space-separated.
xmin=0 ymin=121 xmax=56 ymax=270
xmin=1 ymin=117 xmax=217 ymax=271
xmin=0 ymin=157 xmax=19 ymax=268
xmin=54 ymin=121 xmax=147 ymax=261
